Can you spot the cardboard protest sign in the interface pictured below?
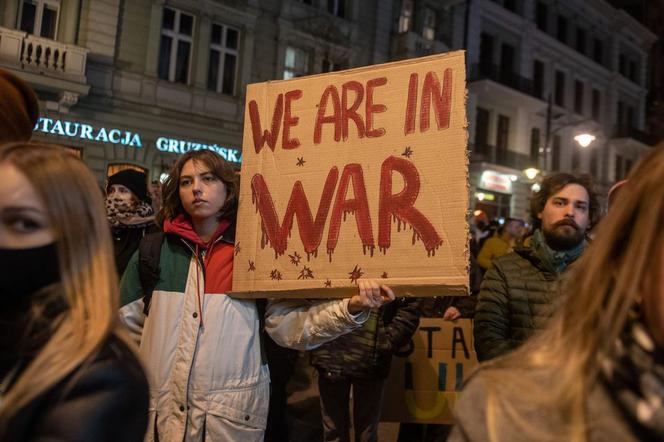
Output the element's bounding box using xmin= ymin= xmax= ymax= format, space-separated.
xmin=381 ymin=318 xmax=478 ymax=424
xmin=232 ymin=52 xmax=468 ymax=298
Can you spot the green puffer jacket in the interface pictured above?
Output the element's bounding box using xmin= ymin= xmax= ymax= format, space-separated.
xmin=473 ymin=231 xmax=585 ymax=361
xmin=310 ymin=297 xmax=421 ymax=380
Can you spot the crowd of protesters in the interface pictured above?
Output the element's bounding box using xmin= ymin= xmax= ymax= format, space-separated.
xmin=2 ymin=66 xmax=664 ymax=442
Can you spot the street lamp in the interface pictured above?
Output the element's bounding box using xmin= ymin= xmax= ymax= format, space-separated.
xmin=574 ymin=133 xmax=596 ymax=148
xmin=524 ymin=167 xmax=540 ymax=180
xmin=542 ymin=94 xmax=597 ymax=171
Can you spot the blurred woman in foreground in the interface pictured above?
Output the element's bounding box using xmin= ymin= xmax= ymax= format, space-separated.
xmin=0 ymin=142 xmax=148 ymax=441
xmin=450 ymin=145 xmax=664 ymax=442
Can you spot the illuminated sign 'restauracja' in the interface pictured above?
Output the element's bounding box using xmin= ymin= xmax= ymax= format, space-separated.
xmin=34 ymin=117 xmax=242 ymax=163
xmin=35 ymin=117 xmax=142 ymax=147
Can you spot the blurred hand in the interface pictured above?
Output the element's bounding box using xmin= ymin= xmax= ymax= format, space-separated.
xmin=443 ymin=306 xmax=461 ymax=321
xmin=348 ymin=280 xmax=395 ymax=314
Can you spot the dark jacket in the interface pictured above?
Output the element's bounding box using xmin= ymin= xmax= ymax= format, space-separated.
xmin=310 ymin=297 xmax=421 ymax=379
xmin=112 ymin=222 xmax=159 ymax=276
xmin=473 ymin=232 xmax=583 ymax=361
xmin=5 ymin=334 xmax=149 ymax=442
xmin=449 ymin=369 xmax=638 ymax=442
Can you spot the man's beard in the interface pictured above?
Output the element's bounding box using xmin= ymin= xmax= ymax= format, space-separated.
xmin=542 ymin=218 xmax=585 ymax=251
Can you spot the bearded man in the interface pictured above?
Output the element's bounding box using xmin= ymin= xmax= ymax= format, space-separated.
xmin=474 ymin=173 xmax=599 ymax=361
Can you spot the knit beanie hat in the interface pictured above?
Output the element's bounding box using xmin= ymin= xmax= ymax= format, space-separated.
xmin=0 ymin=69 xmax=40 ymax=143
xmin=107 ymin=169 xmax=151 ymax=204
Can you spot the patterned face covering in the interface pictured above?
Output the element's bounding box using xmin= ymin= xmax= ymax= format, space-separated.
xmin=600 ymin=313 xmax=664 ymax=438
xmin=106 ymin=197 xmax=154 ymax=227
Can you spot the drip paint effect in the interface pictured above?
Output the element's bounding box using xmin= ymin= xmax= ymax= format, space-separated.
xmin=401 ymin=146 xmax=413 ymax=158
xmin=381 ymin=272 xmax=389 ymax=279
xmin=349 ymin=265 xmax=363 ymax=284
xmin=248 ymin=261 xmax=256 ymax=271
xmin=234 ymin=242 xmax=241 ymax=256
xmin=270 ymin=269 xmax=283 ymax=281
xmin=298 ymin=266 xmax=314 ymax=280
xmin=289 ymin=251 xmax=302 ymax=266
xmin=324 ymin=279 xmax=332 ymax=288
xmin=296 ymin=157 xmax=306 ymax=166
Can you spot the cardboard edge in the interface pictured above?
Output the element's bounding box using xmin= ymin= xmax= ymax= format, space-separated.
xmin=229 ymin=284 xmax=468 ymax=299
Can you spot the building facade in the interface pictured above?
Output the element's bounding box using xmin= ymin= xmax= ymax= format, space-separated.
xmin=0 ymin=0 xmax=389 ymax=183
xmin=0 ymin=0 xmax=655 ymax=218
xmin=463 ymin=0 xmax=656 ymax=221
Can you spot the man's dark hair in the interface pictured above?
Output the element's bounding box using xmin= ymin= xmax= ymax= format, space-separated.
xmin=529 ymin=173 xmax=600 ymax=231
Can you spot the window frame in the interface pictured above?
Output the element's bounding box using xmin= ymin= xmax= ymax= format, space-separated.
xmin=18 ymin=0 xmax=61 ymax=40
xmin=208 ymin=23 xmax=240 ymax=96
xmin=158 ymin=7 xmax=195 ymax=85
xmin=283 ymin=46 xmax=310 ymax=80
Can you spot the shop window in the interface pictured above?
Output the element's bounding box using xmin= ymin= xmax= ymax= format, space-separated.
xmin=107 ymin=163 xmax=147 ymax=178
xmin=283 ymin=46 xmax=309 ymax=79
xmin=19 ymin=0 xmax=59 ymax=39
xmin=398 ymin=0 xmax=413 ymax=33
xmin=158 ymin=7 xmax=194 ymax=84
xmin=208 ymin=23 xmax=239 ymax=95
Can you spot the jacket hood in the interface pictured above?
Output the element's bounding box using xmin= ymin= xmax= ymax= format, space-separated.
xmin=163 ymin=214 xmax=233 ymax=248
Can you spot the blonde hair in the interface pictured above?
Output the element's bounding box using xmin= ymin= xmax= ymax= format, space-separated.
xmin=482 ymin=144 xmax=664 ymax=442
xmin=0 ymin=142 xmax=127 ymax=432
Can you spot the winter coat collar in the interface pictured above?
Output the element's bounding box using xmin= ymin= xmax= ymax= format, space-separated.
xmin=163 ymin=214 xmax=234 ymax=248
xmin=515 ymin=229 xmax=586 ymax=276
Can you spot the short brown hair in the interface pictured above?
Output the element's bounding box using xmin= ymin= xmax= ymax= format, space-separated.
xmin=157 ymin=150 xmax=239 ymax=226
xmin=529 ymin=172 xmax=600 ymax=231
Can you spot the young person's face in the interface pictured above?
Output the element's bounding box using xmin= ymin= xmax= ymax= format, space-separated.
xmin=0 ymin=162 xmax=54 ymax=249
xmin=107 ymin=183 xmax=137 ymax=210
xmin=178 ymin=159 xmax=227 ymax=223
xmin=538 ymin=183 xmax=590 ymax=250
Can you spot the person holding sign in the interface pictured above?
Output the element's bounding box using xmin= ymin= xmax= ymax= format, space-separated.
xmin=118 ymin=150 xmax=394 ymax=442
xmin=451 ymin=145 xmax=664 ymax=442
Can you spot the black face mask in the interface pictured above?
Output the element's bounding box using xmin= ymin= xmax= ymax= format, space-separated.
xmin=0 ymin=243 xmax=60 ymax=308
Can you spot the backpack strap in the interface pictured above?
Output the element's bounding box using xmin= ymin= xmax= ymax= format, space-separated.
xmin=138 ymin=231 xmax=165 ymax=315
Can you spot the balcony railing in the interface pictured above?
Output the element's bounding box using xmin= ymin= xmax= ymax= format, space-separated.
xmin=391 ymin=32 xmax=449 ymax=60
xmin=613 ymin=124 xmax=654 ymax=146
xmin=470 ymin=143 xmax=534 ymax=170
xmin=0 ymin=26 xmax=88 ymax=83
xmin=469 ymin=63 xmax=537 ymax=99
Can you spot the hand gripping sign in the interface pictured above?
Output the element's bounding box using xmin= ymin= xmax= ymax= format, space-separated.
xmin=232 ymin=52 xmax=468 ymax=298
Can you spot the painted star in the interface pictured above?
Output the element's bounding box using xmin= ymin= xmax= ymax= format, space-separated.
xmin=234 ymin=242 xmax=241 ymax=256
xmin=401 ymin=146 xmax=413 ymax=158
xmin=289 ymin=251 xmax=302 ymax=266
xmin=296 ymin=157 xmax=306 ymax=166
xmin=298 ymin=266 xmax=314 ymax=280
xmin=248 ymin=260 xmax=256 ymax=272
xmin=348 ymin=265 xmax=364 ymax=284
xmin=324 ymin=279 xmax=332 ymax=288
xmin=381 ymin=271 xmax=389 ymax=279
xmin=270 ymin=269 xmax=283 ymax=281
